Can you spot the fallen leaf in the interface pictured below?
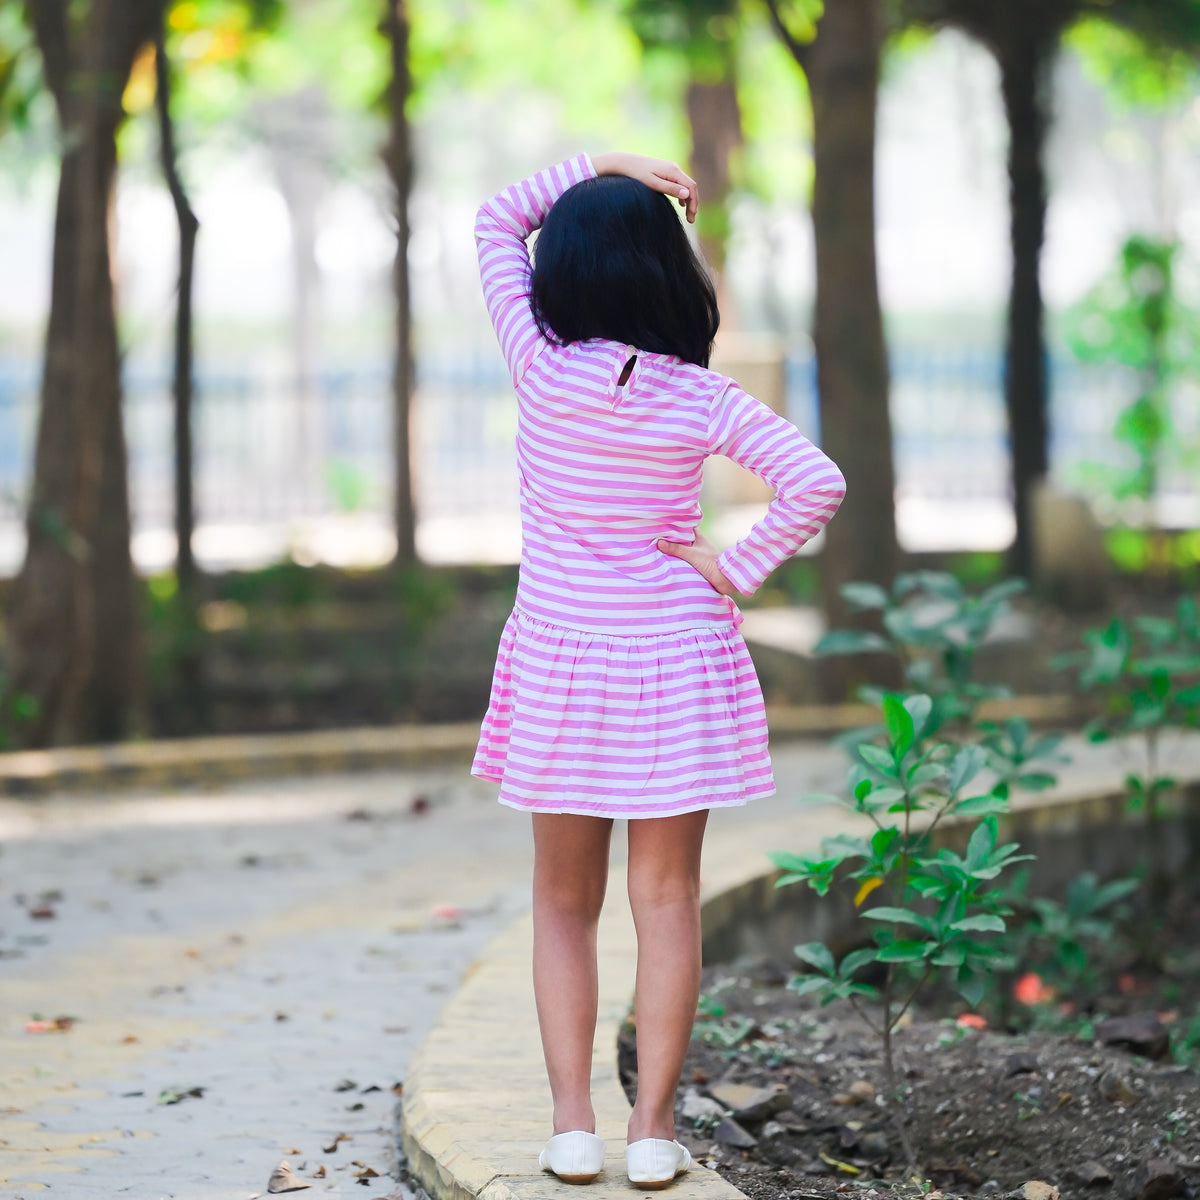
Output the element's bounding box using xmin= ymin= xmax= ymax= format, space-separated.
xmin=121 ymin=1034 xmax=140 ymax=1044
xmin=266 ymin=1158 xmax=312 ymax=1193
xmin=334 ymin=1078 xmax=357 ymax=1092
xmin=345 ymin=807 xmax=373 ymax=822
xmin=409 ymin=794 xmax=429 ymax=815
xmin=29 ymin=906 xmax=56 ymax=920
xmin=322 ymin=1133 xmax=351 ymax=1154
xmin=819 ymin=1152 xmax=861 ymax=1175
xmin=157 ymin=1085 xmax=205 ymax=1105
xmin=311 ymin=1165 xmax=326 ymax=1178
xmin=26 ymin=1016 xmax=76 ymax=1033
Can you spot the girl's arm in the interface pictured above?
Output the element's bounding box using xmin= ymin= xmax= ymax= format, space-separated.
xmin=474 ymin=154 xmax=697 ymax=386
xmin=474 ymin=155 xmax=595 ymax=386
xmin=662 ymin=383 xmax=846 ymax=597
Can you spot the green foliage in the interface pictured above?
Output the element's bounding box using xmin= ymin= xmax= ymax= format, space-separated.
xmin=1064 ymin=236 xmax=1200 ymax=510
xmin=1057 ymin=595 xmax=1200 ymax=805
xmin=771 ymin=690 xmax=1032 ymax=1029
xmin=817 ymin=571 xmax=1029 ymax=735
xmin=1068 ymin=15 xmax=1199 ymax=110
xmin=998 ymin=868 xmax=1140 ymax=1002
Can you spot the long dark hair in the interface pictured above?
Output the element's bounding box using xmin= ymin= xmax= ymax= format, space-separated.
xmin=531 ymin=175 xmax=719 ymax=368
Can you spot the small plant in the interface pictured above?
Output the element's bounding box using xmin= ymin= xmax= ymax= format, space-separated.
xmin=1064 ymin=235 xmax=1200 ymax=536
xmin=817 ymin=574 xmax=1066 ymax=797
xmin=816 ymin=572 xmax=1027 ymax=734
xmin=1058 ymin=596 xmax=1200 ymax=873
xmin=769 ymin=691 xmax=1033 ymax=1167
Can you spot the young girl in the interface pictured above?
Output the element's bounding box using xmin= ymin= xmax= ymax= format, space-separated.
xmin=471 ymin=152 xmax=845 ymax=1187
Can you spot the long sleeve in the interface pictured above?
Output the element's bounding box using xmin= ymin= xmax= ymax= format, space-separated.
xmin=709 ymin=382 xmax=846 ymax=596
xmin=474 ymin=154 xmax=596 ymax=386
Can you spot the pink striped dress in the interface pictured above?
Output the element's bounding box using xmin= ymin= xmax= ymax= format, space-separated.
xmin=470 ymin=155 xmax=846 ymax=818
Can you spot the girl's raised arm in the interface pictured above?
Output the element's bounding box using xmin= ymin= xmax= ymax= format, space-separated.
xmin=474 ymin=156 xmax=594 ymax=386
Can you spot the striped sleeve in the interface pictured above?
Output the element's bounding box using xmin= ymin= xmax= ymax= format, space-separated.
xmin=709 ymin=382 xmax=846 ymax=596
xmin=474 ymin=154 xmax=596 ymax=386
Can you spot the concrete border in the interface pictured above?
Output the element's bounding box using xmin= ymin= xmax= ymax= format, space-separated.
xmin=398 ymin=767 xmax=1199 ymax=1200
xmin=0 ymin=695 xmax=1080 ymax=797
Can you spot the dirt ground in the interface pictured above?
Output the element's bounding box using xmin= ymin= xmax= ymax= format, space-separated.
xmin=620 ymin=961 xmax=1200 ymax=1200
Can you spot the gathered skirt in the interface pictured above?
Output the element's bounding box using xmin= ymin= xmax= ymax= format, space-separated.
xmin=470 ymin=607 xmax=775 ymax=818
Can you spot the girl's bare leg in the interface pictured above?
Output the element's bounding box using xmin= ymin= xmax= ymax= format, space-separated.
xmin=531 ymin=812 xmax=615 ymax=1135
xmin=625 ymin=808 xmax=709 ymax=1142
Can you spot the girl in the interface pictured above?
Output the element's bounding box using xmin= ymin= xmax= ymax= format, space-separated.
xmin=471 ymin=152 xmax=845 ymax=1187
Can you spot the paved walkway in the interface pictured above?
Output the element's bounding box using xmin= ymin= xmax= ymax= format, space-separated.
xmin=0 ymin=742 xmax=846 ymax=1198
xmin=7 ymin=730 xmax=1197 ymax=1199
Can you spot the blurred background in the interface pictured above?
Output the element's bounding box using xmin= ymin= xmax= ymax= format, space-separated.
xmin=0 ymin=0 xmax=1198 ymax=748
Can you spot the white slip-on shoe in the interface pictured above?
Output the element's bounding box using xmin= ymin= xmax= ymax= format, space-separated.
xmin=625 ymin=1138 xmax=691 ymax=1188
xmin=538 ymin=1130 xmax=606 ymax=1183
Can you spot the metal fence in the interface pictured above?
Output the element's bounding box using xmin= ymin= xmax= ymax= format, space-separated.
xmin=0 ymin=346 xmax=1195 ymax=568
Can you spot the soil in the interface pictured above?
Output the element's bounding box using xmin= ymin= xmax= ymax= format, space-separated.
xmin=618 ymin=954 xmax=1200 ymax=1200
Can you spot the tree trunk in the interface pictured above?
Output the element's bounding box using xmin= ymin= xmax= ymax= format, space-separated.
xmin=806 ymin=0 xmax=898 ymax=640
xmin=155 ymin=16 xmax=206 ymax=732
xmin=7 ymin=0 xmax=161 ymax=746
xmin=154 ymin=22 xmax=199 ymax=597
xmin=685 ymin=77 xmax=742 ymax=285
xmin=385 ymin=0 xmax=417 ymax=564
xmin=999 ymin=27 xmax=1052 ymax=580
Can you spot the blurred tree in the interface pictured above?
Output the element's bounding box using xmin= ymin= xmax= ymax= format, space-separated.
xmin=385 ymin=0 xmax=416 ymax=562
xmin=899 ymin=0 xmax=1200 ymax=579
xmin=763 ymin=0 xmax=900 ymax=643
xmin=3 ymin=0 xmax=170 ymax=746
xmin=626 ymin=0 xmax=744 ymax=285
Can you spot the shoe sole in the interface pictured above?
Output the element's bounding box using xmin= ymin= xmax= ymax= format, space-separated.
xmin=546 ymin=1171 xmax=601 ymax=1184
xmin=628 ymin=1170 xmax=686 ymax=1189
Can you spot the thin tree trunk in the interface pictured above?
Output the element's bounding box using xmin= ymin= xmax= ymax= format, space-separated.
xmin=999 ymin=28 xmax=1051 ymax=580
xmin=7 ymin=0 xmax=161 ymax=746
xmin=154 ymin=16 xmax=206 ymax=732
xmin=685 ymin=77 xmax=742 ymax=285
xmin=385 ymin=0 xmax=416 ymax=564
xmin=154 ymin=22 xmax=198 ymax=598
xmin=806 ymin=1 xmax=898 ymax=636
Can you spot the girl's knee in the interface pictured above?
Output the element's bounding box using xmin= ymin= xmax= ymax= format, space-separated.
xmin=535 ymin=869 xmax=608 ymax=922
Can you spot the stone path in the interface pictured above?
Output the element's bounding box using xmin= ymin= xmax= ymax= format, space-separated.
xmin=0 ymin=743 xmax=846 ymax=1199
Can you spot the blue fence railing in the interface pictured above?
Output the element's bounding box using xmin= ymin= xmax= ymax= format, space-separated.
xmin=0 ymin=346 xmax=1195 ymax=539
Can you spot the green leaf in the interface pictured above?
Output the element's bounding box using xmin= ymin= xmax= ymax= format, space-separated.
xmin=838 ymin=947 xmax=879 ymax=978
xmin=875 ymin=939 xmax=930 ymax=963
xmin=862 ymin=906 xmax=926 ymax=927
xmin=858 ymin=744 xmax=898 ymax=776
xmin=931 ymin=943 xmax=967 ymax=966
xmin=767 ymin=851 xmax=811 ymax=873
xmin=948 ymin=744 xmax=987 ymax=794
xmin=965 ymin=817 xmax=998 ymax=872
xmin=956 ymin=965 xmax=986 ymax=1007
xmin=794 ymin=941 xmax=836 ymax=976
xmin=952 ymin=794 xmax=1008 ymax=817
xmin=788 ymin=975 xmax=835 ymax=997
xmin=882 ymin=693 xmax=916 ymax=758
xmin=1014 ymin=771 xmax=1057 ymax=792
xmin=949 ymin=914 xmax=1006 ymax=934
xmin=840 ymin=582 xmax=890 ymax=611
xmin=815 ymin=630 xmax=892 ymax=656
xmin=902 ymin=693 xmax=933 ymax=738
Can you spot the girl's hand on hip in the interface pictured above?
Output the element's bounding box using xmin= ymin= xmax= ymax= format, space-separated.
xmin=591 ymin=152 xmax=698 ymax=223
xmin=657 ymin=532 xmax=738 ymax=596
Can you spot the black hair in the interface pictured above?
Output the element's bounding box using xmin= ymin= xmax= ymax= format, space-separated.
xmin=530 ymin=175 xmax=719 ymax=368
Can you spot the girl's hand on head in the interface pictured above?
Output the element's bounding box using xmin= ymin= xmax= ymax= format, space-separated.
xmin=656 ymin=531 xmax=738 ymax=596
xmin=591 ymin=152 xmax=698 ymax=223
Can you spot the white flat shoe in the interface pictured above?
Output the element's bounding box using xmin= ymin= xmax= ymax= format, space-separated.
xmin=625 ymin=1138 xmax=691 ymax=1188
xmin=539 ymin=1130 xmax=606 ymax=1183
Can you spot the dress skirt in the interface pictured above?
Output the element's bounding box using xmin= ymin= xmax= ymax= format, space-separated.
xmin=471 ymin=607 xmax=776 ymax=818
